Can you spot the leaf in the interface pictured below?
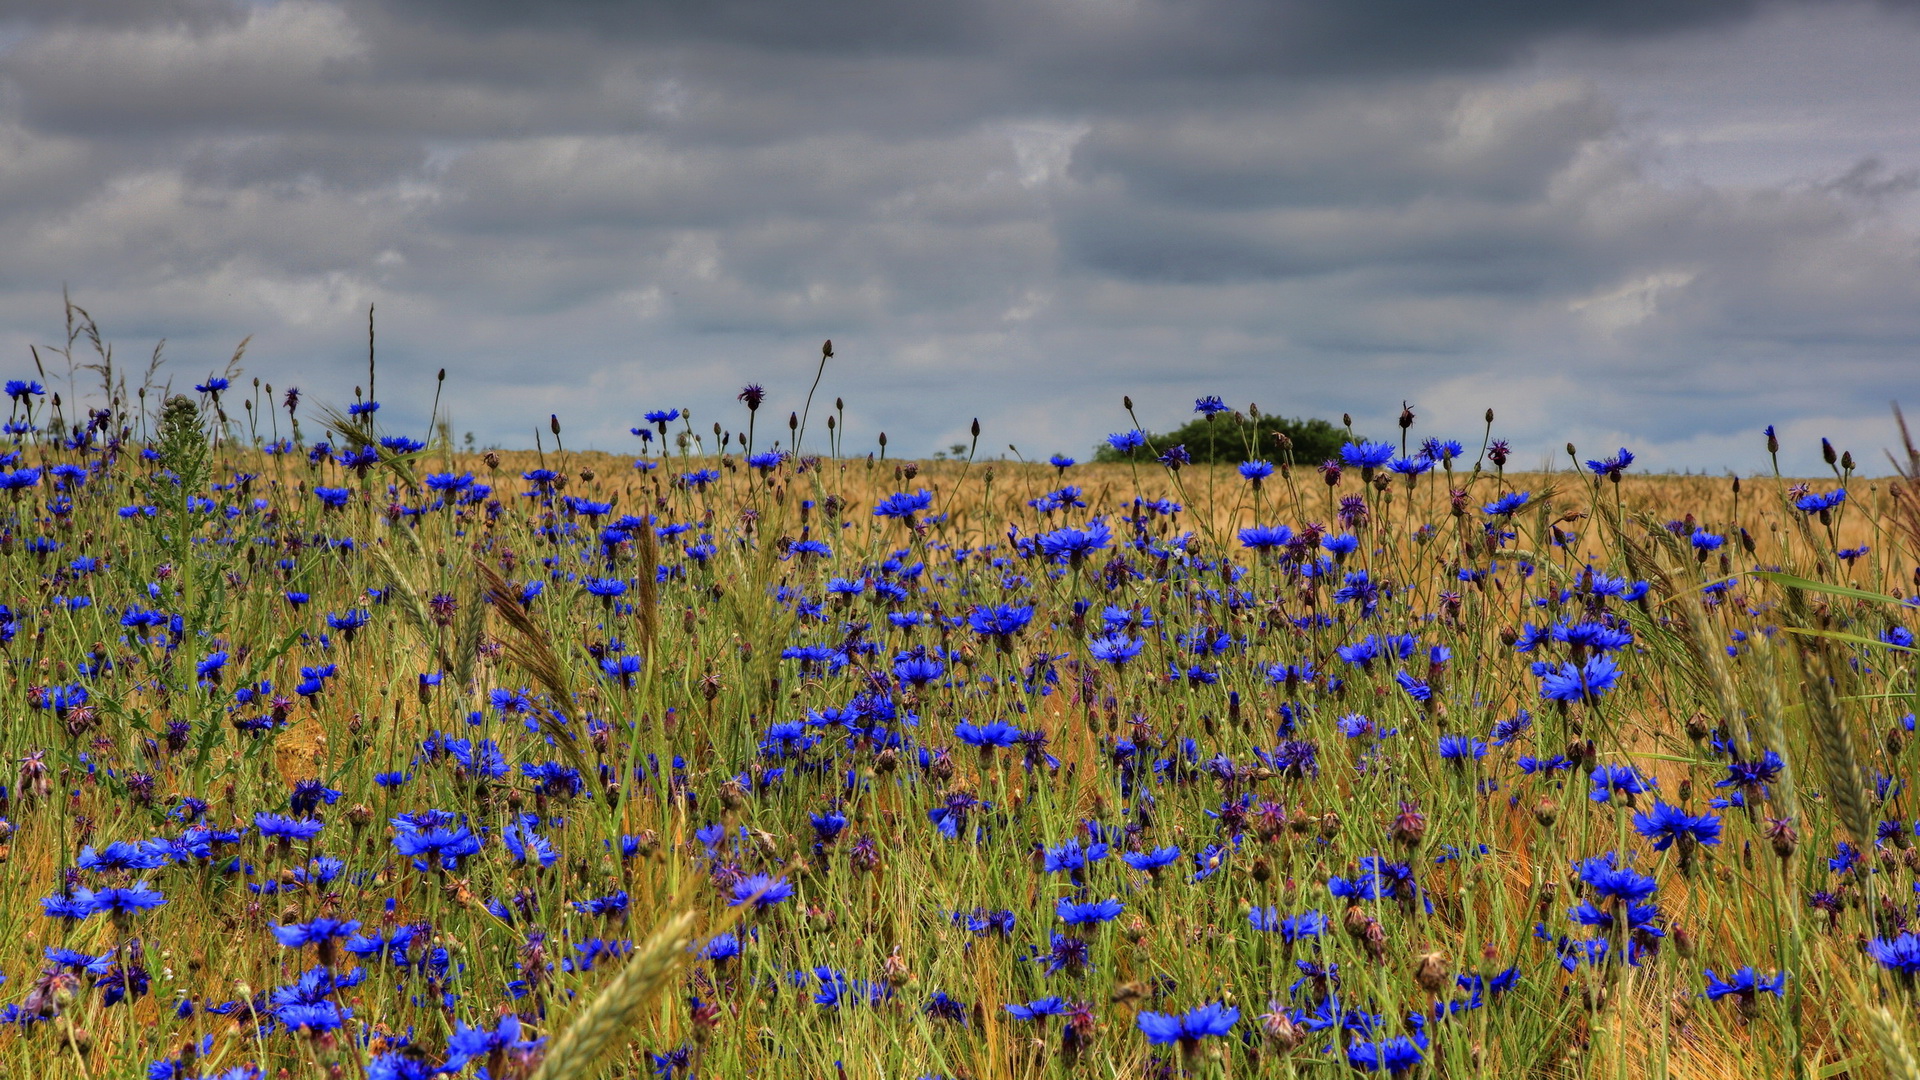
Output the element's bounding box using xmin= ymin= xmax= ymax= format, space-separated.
xmin=1753 ymin=569 xmax=1905 ymax=607
xmin=1777 ymin=626 xmax=1914 ymax=653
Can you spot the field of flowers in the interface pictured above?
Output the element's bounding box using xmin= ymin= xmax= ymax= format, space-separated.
xmin=0 ymin=367 xmax=1915 ymax=1080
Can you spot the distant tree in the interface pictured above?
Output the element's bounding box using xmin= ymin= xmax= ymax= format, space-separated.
xmin=1094 ymin=412 xmax=1348 ymax=466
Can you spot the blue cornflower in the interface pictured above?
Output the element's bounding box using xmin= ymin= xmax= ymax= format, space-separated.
xmin=1248 ymin=907 xmax=1327 ymax=941
xmin=1056 ymin=897 xmax=1124 ymax=925
xmin=271 ymin=917 xmax=362 ymax=950
xmin=1588 ymin=764 xmax=1657 ymax=803
xmin=1437 ymin=735 xmax=1486 ymax=764
xmin=954 ymin=719 xmax=1024 ymax=749
xmin=1106 ymin=430 xmax=1148 ymax=454
xmin=1539 ymin=655 xmax=1622 ymax=704
xmin=1122 ymin=846 xmax=1181 ymax=874
xmin=1238 ymin=460 xmax=1274 ymax=483
xmin=1037 ymin=521 xmax=1112 ymax=564
xmin=1137 ymin=1001 xmax=1239 ymax=1046
xmin=256 ymin=813 xmax=325 ymax=842
xmin=1483 ymin=491 xmax=1530 ymax=516
xmin=391 ymin=820 xmax=483 ymax=872
xmin=1632 ymin=802 xmax=1722 ymax=851
xmin=1573 ymin=852 xmax=1659 ymax=903
xmin=1347 ymin=1035 xmax=1426 ymax=1074
xmin=1869 ymin=933 xmax=1920 ymax=974
xmin=1339 ymin=441 xmax=1395 ymax=470
xmin=1043 ymin=839 xmax=1109 ymax=875
xmin=893 ymin=650 xmax=945 ymax=686
xmin=1194 ymin=396 xmax=1230 ymax=416
xmin=1703 ymin=967 xmax=1786 ymax=1002
xmin=729 ymin=873 xmax=793 ymax=908
xmin=1584 ymin=448 xmax=1635 ymax=480
xmin=873 ymin=490 xmax=934 ymax=519
xmin=969 ymin=603 xmax=1034 ymax=642
xmin=444 ymin=1015 xmax=541 ymax=1072
xmin=79 ymin=882 xmax=166 ymax=915
xmin=1006 ymin=997 xmax=1070 ymax=1020
xmin=1087 ymin=633 xmax=1144 ymax=668
xmin=502 ymin=821 xmax=559 ymax=867
xmin=1238 ymin=524 xmax=1294 ymax=551
xmin=1794 ymin=489 xmax=1847 ymax=515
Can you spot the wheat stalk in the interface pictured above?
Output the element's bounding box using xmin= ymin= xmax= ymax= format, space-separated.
xmin=531 ymin=909 xmax=702 ymax=1080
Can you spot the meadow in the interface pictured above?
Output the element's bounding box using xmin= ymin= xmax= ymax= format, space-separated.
xmin=0 ymin=360 xmax=1915 ymax=1080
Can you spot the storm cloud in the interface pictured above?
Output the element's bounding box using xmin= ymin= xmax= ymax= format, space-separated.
xmin=0 ymin=0 xmax=1916 ymax=472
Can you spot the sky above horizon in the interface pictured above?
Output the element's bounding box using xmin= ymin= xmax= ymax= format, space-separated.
xmin=0 ymin=0 xmax=1917 ymax=475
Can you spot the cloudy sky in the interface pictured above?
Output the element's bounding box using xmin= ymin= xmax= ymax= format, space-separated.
xmin=0 ymin=0 xmax=1917 ymax=473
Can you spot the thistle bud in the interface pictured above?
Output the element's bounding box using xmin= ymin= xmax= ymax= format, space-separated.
xmin=1485 ymin=408 xmax=1495 ymax=423
xmin=1413 ymin=951 xmax=1448 ymax=994
xmin=1532 ymin=796 xmax=1558 ymax=827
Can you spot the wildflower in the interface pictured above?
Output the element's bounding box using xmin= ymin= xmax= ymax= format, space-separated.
xmin=1248 ymin=908 xmax=1327 ymax=941
xmin=1584 ymin=448 xmax=1635 ymax=481
xmin=1106 ymin=430 xmax=1148 ymax=454
xmin=391 ymin=819 xmax=483 ymax=872
xmin=1239 ymin=524 xmax=1293 ymax=551
xmin=78 ymin=882 xmax=167 ymax=916
xmin=1703 ymin=967 xmax=1787 ymax=1004
xmin=444 ymin=1015 xmax=542 ymax=1072
xmin=1483 ymin=491 xmax=1530 ymax=516
xmin=1588 ymin=764 xmax=1657 ymax=804
xmin=955 ymin=719 xmax=1024 ymax=749
xmin=1632 ymin=802 xmax=1722 ymax=851
xmin=1339 ymin=441 xmax=1395 ymax=470
xmin=1007 ymin=997 xmax=1070 ymax=1020
xmin=1056 ymin=898 xmax=1124 ymax=925
xmin=1042 ymin=839 xmax=1109 ymax=875
xmin=1539 ymin=655 xmax=1622 ymax=705
xmin=1347 ymin=1035 xmax=1426 ymax=1074
xmin=1088 ymin=633 xmax=1144 ymax=668
xmin=1437 ymin=735 xmax=1486 ymax=764
xmin=873 ymin=490 xmax=934 ymax=520
xmin=1123 ymin=846 xmax=1182 ymax=875
xmin=729 ymin=873 xmax=793 ymax=908
xmin=1137 ymin=1001 xmax=1239 ymax=1048
xmin=1868 ymin=933 xmax=1920 ymax=975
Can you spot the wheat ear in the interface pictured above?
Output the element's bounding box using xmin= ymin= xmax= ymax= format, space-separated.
xmin=532 ymin=909 xmax=701 ymax=1080
xmin=1871 ymin=1007 xmax=1920 ymax=1080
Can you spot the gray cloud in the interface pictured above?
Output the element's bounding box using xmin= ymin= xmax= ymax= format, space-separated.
xmin=0 ymin=0 xmax=1915 ymax=475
